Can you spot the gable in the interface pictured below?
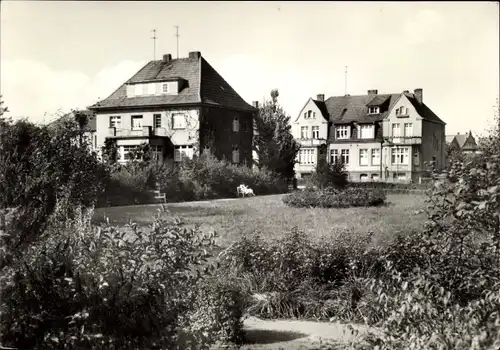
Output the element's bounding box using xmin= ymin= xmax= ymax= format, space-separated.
xmin=294 ymin=98 xmax=328 ymax=123
xmin=199 ymin=57 xmax=255 ymax=112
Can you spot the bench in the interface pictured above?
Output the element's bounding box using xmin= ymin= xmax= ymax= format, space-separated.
xmin=152 ymin=189 xmax=166 ymax=203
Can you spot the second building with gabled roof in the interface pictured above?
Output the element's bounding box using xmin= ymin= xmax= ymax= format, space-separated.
xmin=293 ymin=88 xmax=446 ymax=183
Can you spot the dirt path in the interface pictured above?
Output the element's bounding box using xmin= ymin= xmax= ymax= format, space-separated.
xmin=240 ymin=317 xmax=372 ymax=350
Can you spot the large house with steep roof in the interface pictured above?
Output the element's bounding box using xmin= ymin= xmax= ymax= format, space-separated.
xmin=88 ymin=51 xmax=257 ymax=166
xmin=293 ymin=88 xmax=447 ymax=183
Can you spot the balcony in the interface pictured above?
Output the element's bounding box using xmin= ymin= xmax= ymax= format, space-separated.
xmin=108 ymin=126 xmax=169 ymax=138
xmin=386 ymin=136 xmax=422 ymax=145
xmin=298 ymin=138 xmax=326 ymax=147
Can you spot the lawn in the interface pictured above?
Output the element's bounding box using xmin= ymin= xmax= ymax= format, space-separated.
xmin=93 ymin=193 xmax=428 ymax=248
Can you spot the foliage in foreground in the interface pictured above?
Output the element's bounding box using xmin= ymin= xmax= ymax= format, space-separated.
xmin=0 ymin=207 xmax=246 ymax=349
xmin=282 ymin=187 xmax=386 ymax=208
xmin=0 ymin=116 xmax=107 ymax=261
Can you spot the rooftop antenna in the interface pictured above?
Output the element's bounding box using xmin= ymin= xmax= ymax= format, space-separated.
xmin=151 ymin=29 xmax=158 ymax=61
xmin=174 ymin=25 xmax=180 ymax=58
xmin=344 ymin=66 xmax=348 ymax=96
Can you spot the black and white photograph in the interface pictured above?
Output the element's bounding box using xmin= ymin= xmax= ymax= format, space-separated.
xmin=1 ymin=1 xmax=499 ymax=349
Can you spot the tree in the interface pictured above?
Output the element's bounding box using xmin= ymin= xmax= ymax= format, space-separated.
xmin=253 ymin=89 xmax=300 ymax=180
xmin=0 ymin=117 xmax=108 ymax=257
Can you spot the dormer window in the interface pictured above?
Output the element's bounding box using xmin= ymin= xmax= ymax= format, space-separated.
xmin=336 ymin=125 xmax=350 ymax=139
xmin=368 ymin=107 xmax=380 ymax=114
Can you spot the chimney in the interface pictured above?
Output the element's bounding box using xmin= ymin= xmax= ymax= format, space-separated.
xmin=403 ymin=90 xmax=409 ymax=93
xmin=368 ymin=89 xmax=378 ymax=95
xmin=188 ymin=51 xmax=201 ymax=59
xmin=163 ymin=54 xmax=172 ymax=62
xmin=316 ymin=94 xmax=325 ymax=102
xmin=414 ymin=88 xmax=423 ymax=103
xmin=252 ymin=101 xmax=259 ymax=108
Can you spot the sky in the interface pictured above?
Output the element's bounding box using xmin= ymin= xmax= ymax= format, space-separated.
xmin=1 ymin=1 xmax=499 ymax=136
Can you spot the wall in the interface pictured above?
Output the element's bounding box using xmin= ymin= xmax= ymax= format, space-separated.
xmin=95 ymin=107 xmax=200 ymax=152
xmin=421 ymin=120 xmax=446 ymax=170
xmin=201 ymin=106 xmax=254 ymax=167
xmin=292 ymin=98 xmax=329 ymax=140
xmin=328 ymin=142 xmax=383 ymax=181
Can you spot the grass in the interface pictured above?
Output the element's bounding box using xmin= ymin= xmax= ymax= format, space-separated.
xmin=93 ymin=193 xmax=428 ymax=249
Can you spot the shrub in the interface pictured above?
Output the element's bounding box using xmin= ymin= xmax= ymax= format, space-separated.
xmin=0 ymin=207 xmax=229 ymax=349
xmin=355 ymin=128 xmax=500 ymax=348
xmin=181 ymin=275 xmax=247 ymax=349
xmin=282 ymin=187 xmax=386 ymax=208
xmin=177 ymin=154 xmax=288 ymax=200
xmin=308 ymin=159 xmax=348 ymax=190
xmin=0 ymin=118 xmax=107 ymax=258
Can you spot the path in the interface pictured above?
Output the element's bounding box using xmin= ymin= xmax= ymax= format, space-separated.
xmin=241 ymin=317 xmax=373 ymax=350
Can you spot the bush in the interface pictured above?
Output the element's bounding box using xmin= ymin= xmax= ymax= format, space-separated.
xmin=217 ymin=228 xmax=391 ymax=321
xmin=176 ymin=154 xmax=288 ymax=200
xmin=181 ymin=275 xmax=247 ymax=349
xmin=354 ymin=130 xmax=500 ymax=348
xmin=0 ymin=117 xmax=107 ymax=261
xmin=282 ymin=187 xmax=386 ymax=208
xmin=308 ymin=159 xmax=348 ymax=190
xmin=0 ymin=207 xmax=235 ymax=349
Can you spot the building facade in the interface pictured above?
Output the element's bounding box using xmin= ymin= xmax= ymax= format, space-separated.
xmin=88 ymin=51 xmax=256 ymax=166
xmin=294 ymin=89 xmax=446 ymax=183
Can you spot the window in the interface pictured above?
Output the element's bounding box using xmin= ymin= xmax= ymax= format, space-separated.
xmin=371 ymin=174 xmax=380 ymax=182
xmin=360 ymin=174 xmax=369 ymax=182
xmin=391 ymin=147 xmax=410 ymax=165
xmin=172 ymin=113 xmax=186 ymax=129
xmin=330 ymin=149 xmax=339 ymax=164
xmin=131 ymin=115 xmax=143 ymax=130
xmin=336 ymin=126 xmax=350 ymax=139
xmin=232 ymin=145 xmax=239 ymax=164
xmin=123 ymin=145 xmax=138 ymax=161
xmin=359 ymin=124 xmax=374 ymax=139
xmin=395 ymin=106 xmax=409 ymax=116
xmin=154 ymin=114 xmax=162 ymax=128
xmin=393 ymin=172 xmax=407 ymax=181
xmin=371 ymin=149 xmax=380 ymax=165
xmin=162 ymin=83 xmax=168 ymax=93
xmin=94 ymin=135 xmax=97 ymax=149
xmin=368 ymin=107 xmax=380 ymax=114
xmin=341 ymin=149 xmax=349 ymax=164
xmin=174 ymin=145 xmax=193 ymax=162
xmin=299 ymin=148 xmax=316 ymax=164
xmin=312 ymin=126 xmax=320 ymax=139
xmin=151 ymin=146 xmax=163 ymax=161
xmin=404 ymin=123 xmax=413 ymax=137
xmin=233 ymin=117 xmax=240 ymax=132
xmin=359 ymin=149 xmax=369 ymax=166
xmin=392 ymin=123 xmax=401 ymax=137
xmin=134 ymin=84 xmax=142 ymax=96
xmin=300 ymin=126 xmax=309 ymax=139
xmin=109 ymin=116 xmax=121 ymax=128
xmin=243 ymin=121 xmax=248 ymax=132
xmin=305 ymin=110 xmax=315 ymax=119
